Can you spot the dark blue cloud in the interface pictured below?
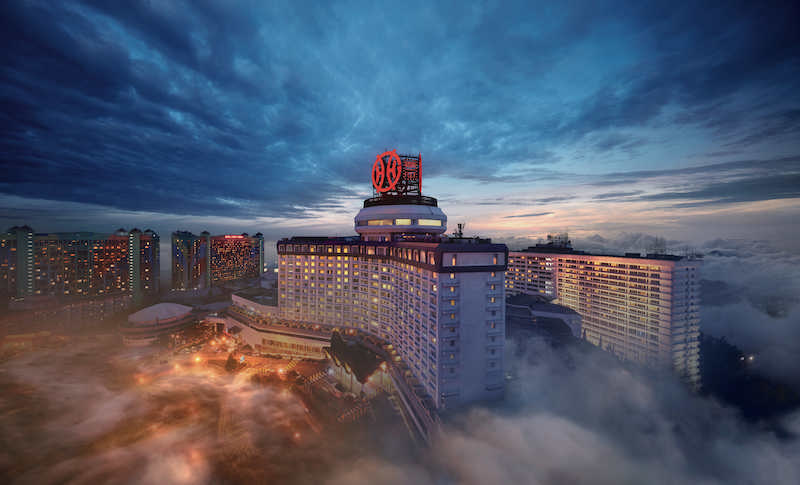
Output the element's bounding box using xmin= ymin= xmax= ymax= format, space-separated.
xmin=503 ymin=212 xmax=552 ymax=219
xmin=0 ymin=0 xmax=798 ymax=220
xmin=592 ymin=191 xmax=644 ymax=200
xmin=642 ymin=173 xmax=800 ymax=207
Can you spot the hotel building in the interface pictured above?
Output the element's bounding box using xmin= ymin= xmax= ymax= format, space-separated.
xmin=278 ymin=151 xmax=507 ymax=409
xmin=0 ymin=226 xmax=159 ymax=303
xmin=506 ymin=242 xmax=701 ymax=385
xmin=171 ymin=231 xmax=264 ymax=290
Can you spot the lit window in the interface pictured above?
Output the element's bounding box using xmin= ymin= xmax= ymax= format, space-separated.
xmin=394 ymin=218 xmax=412 ymax=225
xmin=418 ymin=219 xmax=442 ymax=226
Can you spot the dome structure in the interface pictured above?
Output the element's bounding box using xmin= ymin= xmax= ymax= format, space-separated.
xmin=127 ymin=302 xmax=192 ymax=326
xmin=122 ymin=303 xmax=195 ymax=346
xmin=354 ymin=203 xmax=446 ymax=240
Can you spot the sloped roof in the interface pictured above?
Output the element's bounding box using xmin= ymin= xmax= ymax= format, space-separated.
xmin=328 ymin=331 xmax=383 ymax=384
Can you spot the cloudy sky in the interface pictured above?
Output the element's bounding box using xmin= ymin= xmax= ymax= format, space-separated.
xmin=1 ymin=0 xmax=799 ymax=252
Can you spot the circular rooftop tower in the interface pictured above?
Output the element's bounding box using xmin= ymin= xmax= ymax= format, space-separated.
xmin=354 ymin=150 xmax=446 ymax=241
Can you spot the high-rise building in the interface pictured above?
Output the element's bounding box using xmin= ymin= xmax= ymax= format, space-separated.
xmin=506 ymin=241 xmax=701 ymax=386
xmin=171 ymin=231 xmax=264 ymax=290
xmin=171 ymin=231 xmax=210 ymax=290
xmin=0 ymin=226 xmax=159 ymax=303
xmin=278 ymin=151 xmax=507 ymax=409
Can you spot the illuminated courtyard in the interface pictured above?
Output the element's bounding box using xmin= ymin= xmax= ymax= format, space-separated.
xmin=0 ymin=333 xmax=414 ymax=484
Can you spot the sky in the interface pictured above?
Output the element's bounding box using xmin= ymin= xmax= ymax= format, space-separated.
xmin=1 ymin=0 xmax=799 ymax=254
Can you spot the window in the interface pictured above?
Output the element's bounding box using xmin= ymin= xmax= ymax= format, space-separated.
xmin=394 ymin=218 xmax=412 ymax=225
xmin=367 ymin=219 xmax=393 ymax=226
xmin=450 ymin=340 xmax=455 ymax=347
xmin=451 ymin=255 xmax=457 ymax=266
xmin=493 ymin=254 xmax=498 ymax=264
xmin=418 ymin=219 xmax=442 ymax=226
xmin=450 ymin=273 xmax=455 ymax=279
xmin=450 ymin=299 xmax=456 ymax=306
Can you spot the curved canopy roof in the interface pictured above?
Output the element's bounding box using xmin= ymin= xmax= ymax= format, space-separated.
xmin=128 ymin=303 xmax=192 ymax=325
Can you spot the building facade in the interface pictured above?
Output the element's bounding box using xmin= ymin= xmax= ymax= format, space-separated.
xmin=171 ymin=231 xmax=264 ymax=290
xmin=278 ymin=151 xmax=507 ymax=409
xmin=506 ymin=245 xmax=701 ymax=385
xmin=0 ymin=226 xmax=159 ymax=303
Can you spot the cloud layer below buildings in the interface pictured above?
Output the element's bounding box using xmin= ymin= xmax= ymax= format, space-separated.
xmin=2 ymin=337 xmax=799 ymax=484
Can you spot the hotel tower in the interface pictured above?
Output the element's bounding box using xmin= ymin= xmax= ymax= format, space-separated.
xmin=171 ymin=231 xmax=264 ymax=290
xmin=506 ymin=238 xmax=700 ymax=386
xmin=0 ymin=226 xmax=159 ymax=303
xmin=278 ymin=151 xmax=507 ymax=409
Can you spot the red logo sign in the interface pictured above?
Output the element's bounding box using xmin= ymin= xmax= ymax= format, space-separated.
xmin=372 ymin=150 xmax=401 ymax=193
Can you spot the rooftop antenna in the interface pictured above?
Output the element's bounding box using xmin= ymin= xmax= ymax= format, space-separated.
xmin=647 ymin=237 xmax=667 ymax=255
xmin=453 ymin=222 xmax=465 ymax=238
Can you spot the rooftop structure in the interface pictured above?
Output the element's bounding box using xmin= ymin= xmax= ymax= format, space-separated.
xmin=122 ymin=302 xmax=195 ymax=346
xmin=506 ymin=293 xmax=582 ymax=345
xmin=127 ymin=302 xmax=193 ymax=326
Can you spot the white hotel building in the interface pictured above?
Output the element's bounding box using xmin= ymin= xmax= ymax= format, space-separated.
xmin=278 ymin=154 xmax=507 ymax=409
xmin=506 ymin=246 xmax=701 ymax=386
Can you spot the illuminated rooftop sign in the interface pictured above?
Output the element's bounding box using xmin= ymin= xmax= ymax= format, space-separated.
xmin=371 ymin=150 xmax=422 ymax=196
xmin=372 ymin=150 xmax=401 ymax=193
xmin=224 ymin=235 xmax=245 ymax=239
